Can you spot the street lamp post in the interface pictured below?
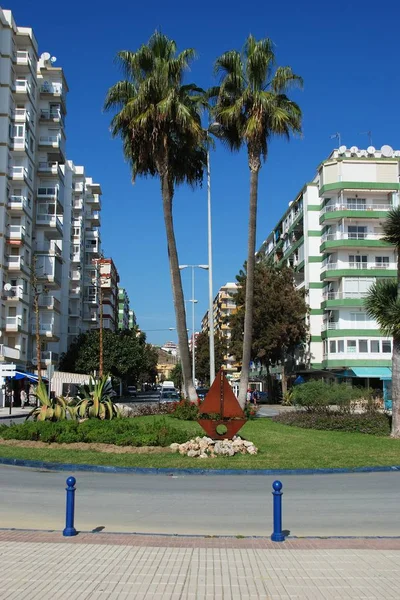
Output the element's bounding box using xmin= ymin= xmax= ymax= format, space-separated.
xmin=206 ymin=149 xmax=215 ymax=385
xmin=179 ymin=265 xmax=208 ymax=388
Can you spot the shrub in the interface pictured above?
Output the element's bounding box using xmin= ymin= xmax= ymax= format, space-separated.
xmin=291 ymin=380 xmax=374 ymax=413
xmin=244 ymin=404 xmax=259 ymax=419
xmin=132 ymin=403 xmax=175 ymax=417
xmin=171 ymin=400 xmax=199 ymax=421
xmin=0 ymin=417 xmax=192 ymax=447
xmin=273 ymin=411 xmax=391 ymax=436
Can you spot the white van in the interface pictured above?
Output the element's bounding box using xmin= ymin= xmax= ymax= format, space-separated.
xmin=162 ymin=381 xmax=175 ymax=390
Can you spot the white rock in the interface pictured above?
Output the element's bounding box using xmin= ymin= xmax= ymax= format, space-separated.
xmin=243 ymin=440 xmax=253 ymax=447
xmin=187 ymin=449 xmax=200 ymax=457
xmin=170 ymin=443 xmax=180 ymax=452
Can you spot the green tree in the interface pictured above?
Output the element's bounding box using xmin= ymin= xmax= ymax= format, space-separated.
xmin=230 ymin=262 xmax=308 ymax=397
xmin=210 ymin=36 xmax=303 ymax=406
xmin=170 ymin=362 xmax=183 ymax=390
xmin=365 ymin=206 xmax=400 ymax=437
xmin=104 ymin=32 xmax=207 ymax=401
xmin=59 ymin=329 xmax=157 ymax=385
xmin=195 ymin=331 xmax=226 ymax=385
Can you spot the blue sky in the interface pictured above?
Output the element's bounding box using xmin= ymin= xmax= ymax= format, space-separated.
xmin=10 ymin=0 xmax=400 ymax=345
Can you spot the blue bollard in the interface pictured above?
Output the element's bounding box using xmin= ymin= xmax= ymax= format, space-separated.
xmin=271 ymin=480 xmax=285 ymax=542
xmin=63 ymin=476 xmax=77 ymax=537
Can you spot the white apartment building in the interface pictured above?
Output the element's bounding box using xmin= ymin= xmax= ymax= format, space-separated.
xmin=98 ymin=258 xmax=119 ymax=332
xmin=258 ymin=144 xmax=398 ymax=388
xmin=201 ymin=282 xmax=238 ymax=378
xmin=0 ymin=9 xmax=104 ymax=373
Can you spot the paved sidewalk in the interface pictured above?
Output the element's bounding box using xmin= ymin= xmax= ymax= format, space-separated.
xmin=0 ymin=406 xmax=31 ymax=420
xmin=0 ymin=531 xmax=399 ymax=599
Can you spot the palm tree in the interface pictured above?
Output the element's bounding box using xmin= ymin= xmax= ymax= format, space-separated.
xmin=210 ymin=35 xmax=303 ymax=406
xmin=104 ymin=32 xmax=207 ymax=401
xmin=365 ymin=206 xmax=400 ymax=437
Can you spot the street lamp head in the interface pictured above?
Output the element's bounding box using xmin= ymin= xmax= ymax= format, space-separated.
xmin=198 ymin=265 xmax=209 ymax=270
xmin=179 ymin=265 xmax=189 ymax=270
xmin=208 ymin=122 xmax=223 ymax=137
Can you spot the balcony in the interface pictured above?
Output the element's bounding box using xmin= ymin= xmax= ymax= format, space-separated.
xmin=40 ymin=82 xmax=65 ymax=108
xmin=37 ymin=186 xmax=59 ymax=201
xmin=322 ymin=320 xmax=378 ymax=331
xmin=12 ymin=108 xmax=29 ymax=123
xmin=5 ymin=316 xmax=22 ymax=331
xmin=14 ymin=79 xmax=31 ymax=95
xmin=32 ymin=350 xmax=59 ymax=365
xmin=85 ymin=241 xmax=100 ymax=253
xmin=8 ymin=195 xmax=29 ymax=212
xmin=40 ymin=108 xmax=64 ymax=125
xmin=6 ymin=225 xmax=26 ymax=242
xmin=87 ymin=193 xmax=101 ymax=208
xmin=85 ymin=210 xmax=100 ymax=224
xmin=0 ymin=344 xmax=21 ymax=361
xmin=83 ymin=311 xmax=97 ymax=322
xmin=9 ymin=166 xmax=28 ymax=181
xmin=11 ymin=135 xmax=28 ymax=152
xmin=37 ymin=162 xmax=63 ymax=179
xmin=321 ymin=202 xmax=392 ymax=215
xmin=38 ymin=296 xmax=61 ymax=312
xmin=4 ymin=286 xmax=25 ymax=301
xmin=321 ymin=261 xmax=396 ymax=272
xmin=322 ymin=291 xmax=369 ymax=301
xmin=36 ymin=214 xmax=63 ymax=238
xmin=73 ymin=199 xmax=83 ymax=210
xmin=31 ymin=321 xmax=58 ymax=339
xmin=321 ymin=232 xmax=384 ymax=244
xmin=39 ymin=134 xmax=61 ymax=149
xmin=35 ymin=241 xmax=62 ymax=258
xmin=69 ymin=287 xmax=81 ymax=298
xmin=15 ymin=50 xmax=32 ymax=69
xmin=7 ymin=255 xmax=25 ymax=271
xmin=68 ymin=326 xmax=81 ymax=336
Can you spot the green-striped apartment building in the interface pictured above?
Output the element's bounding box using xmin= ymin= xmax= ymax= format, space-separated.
xmin=258 ymin=144 xmax=399 ymax=387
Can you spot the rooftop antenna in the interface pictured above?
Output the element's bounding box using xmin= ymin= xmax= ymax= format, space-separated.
xmin=360 ymin=130 xmax=373 ymax=146
xmin=330 ymin=132 xmax=341 ymax=147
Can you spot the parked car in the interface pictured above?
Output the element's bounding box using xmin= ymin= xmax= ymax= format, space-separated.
xmin=196 ymin=388 xmax=209 ymax=401
xmin=127 ymin=386 xmax=137 ymax=397
xmin=159 ymin=390 xmax=180 ymax=403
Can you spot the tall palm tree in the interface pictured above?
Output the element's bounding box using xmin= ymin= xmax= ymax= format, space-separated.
xmin=365 ymin=206 xmax=400 ymax=437
xmin=210 ymin=35 xmax=303 ymax=406
xmin=104 ymin=32 xmax=207 ymax=401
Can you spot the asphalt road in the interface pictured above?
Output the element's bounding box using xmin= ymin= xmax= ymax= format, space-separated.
xmin=0 ymin=466 xmax=398 ymax=537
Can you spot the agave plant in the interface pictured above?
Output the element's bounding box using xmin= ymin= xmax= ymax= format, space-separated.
xmin=72 ymin=376 xmax=121 ymax=420
xmin=27 ymin=381 xmax=69 ymax=421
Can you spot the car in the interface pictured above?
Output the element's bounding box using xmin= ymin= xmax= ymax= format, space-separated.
xmin=196 ymin=388 xmax=209 ymax=401
xmin=127 ymin=386 xmax=137 ymax=397
xmin=159 ymin=391 xmax=180 ymax=403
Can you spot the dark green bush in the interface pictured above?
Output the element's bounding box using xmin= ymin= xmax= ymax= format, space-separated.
xmin=273 ymin=411 xmax=391 ymax=436
xmin=291 ymin=380 xmax=373 ymax=412
xmin=0 ymin=418 xmax=191 ymax=447
xmin=171 ymin=400 xmax=199 ymax=421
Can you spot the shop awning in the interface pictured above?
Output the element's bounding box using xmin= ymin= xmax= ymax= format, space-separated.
xmin=12 ymin=370 xmax=48 ymax=382
xmin=348 ymin=367 xmax=392 ymax=380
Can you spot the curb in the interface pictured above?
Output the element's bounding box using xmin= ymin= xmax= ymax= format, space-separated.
xmin=0 ymin=456 xmax=400 ymax=476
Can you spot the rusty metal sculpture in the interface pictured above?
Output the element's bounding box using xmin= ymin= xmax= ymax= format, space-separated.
xmin=197 ymin=370 xmax=247 ymax=439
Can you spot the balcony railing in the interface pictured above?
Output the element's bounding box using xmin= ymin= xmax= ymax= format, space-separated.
xmin=321 ymin=203 xmax=392 ymax=215
xmin=36 ymin=214 xmax=63 ymax=230
xmin=9 ymin=166 xmax=28 ymax=179
xmin=35 ymin=241 xmax=62 ymax=257
xmin=12 ymin=108 xmax=29 ymax=122
xmin=7 ymin=255 xmax=24 ymax=270
xmin=322 ymin=320 xmax=377 ymax=331
xmin=73 ymin=199 xmax=83 ymax=210
xmin=7 ymin=225 xmax=26 ymax=240
xmin=32 ymin=351 xmax=59 ymax=364
xmin=322 ymin=291 xmax=369 ymax=301
xmin=321 ymin=261 xmax=395 ymax=271
xmin=40 ymin=108 xmax=63 ymax=121
xmin=5 ymin=286 xmax=25 ymax=300
xmin=6 ymin=316 xmax=22 ymax=329
xmin=321 ymin=232 xmax=383 ymax=243
xmin=15 ymin=80 xmax=31 ymax=94
xmin=8 ymin=195 xmax=28 ymax=210
xmin=38 ymin=296 xmax=61 ymax=311
xmin=16 ymin=50 xmax=31 ymax=66
xmin=37 ymin=162 xmax=62 ymax=175
xmin=40 ymin=83 xmax=64 ymax=96
xmin=39 ymin=135 xmax=61 ymax=146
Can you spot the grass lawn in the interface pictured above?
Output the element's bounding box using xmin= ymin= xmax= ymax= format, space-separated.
xmin=0 ymin=416 xmax=400 ymax=470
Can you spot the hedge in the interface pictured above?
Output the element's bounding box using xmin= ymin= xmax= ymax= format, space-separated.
xmin=273 ymin=411 xmax=391 ymax=436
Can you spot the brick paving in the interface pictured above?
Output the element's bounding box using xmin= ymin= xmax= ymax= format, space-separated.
xmin=0 ymin=531 xmax=399 ymax=598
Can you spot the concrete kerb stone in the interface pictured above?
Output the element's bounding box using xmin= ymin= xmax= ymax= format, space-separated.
xmin=0 ymin=456 xmax=400 ymax=476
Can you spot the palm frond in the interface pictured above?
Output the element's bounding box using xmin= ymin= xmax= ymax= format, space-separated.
xmin=364 ymin=279 xmax=400 ymax=337
xmin=382 ymin=207 xmax=400 ymax=247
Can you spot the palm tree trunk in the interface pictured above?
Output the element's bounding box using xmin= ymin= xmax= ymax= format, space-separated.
xmin=34 ymin=294 xmax=42 ymax=387
xmin=392 ymin=337 xmax=400 ymax=437
xmin=238 ymin=154 xmax=260 ymax=407
xmin=160 ymin=173 xmax=197 ymax=402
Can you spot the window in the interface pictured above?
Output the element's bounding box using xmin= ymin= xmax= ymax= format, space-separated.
xmin=23 ymin=308 xmax=27 ymax=325
xmin=382 ymin=341 xmax=392 ymax=353
xmin=349 ymin=255 xmax=368 ymax=268
xmin=29 ymin=136 xmax=34 ymax=152
xmin=350 ymin=312 xmax=368 ymax=323
xmin=12 ymin=124 xmax=24 ymax=138
xmin=344 ymin=277 xmax=374 ymax=297
xmin=329 ymin=341 xmax=336 ymax=353
xmin=347 ymin=198 xmax=366 ymax=210
xmin=347 ymin=340 xmax=357 ymax=353
xmin=28 ymin=164 xmax=32 ymax=180
xmin=370 ymin=340 xmax=380 ymax=353
xmin=21 ymin=338 xmax=26 ymax=355
xmin=359 ymin=340 xmax=368 ymax=353
xmin=338 ymin=340 xmax=345 ymax=353
xmin=73 ymin=227 xmax=80 ymax=236
xmin=348 ymin=226 xmax=367 ymax=240
xmin=375 ymin=256 xmax=389 ymax=268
